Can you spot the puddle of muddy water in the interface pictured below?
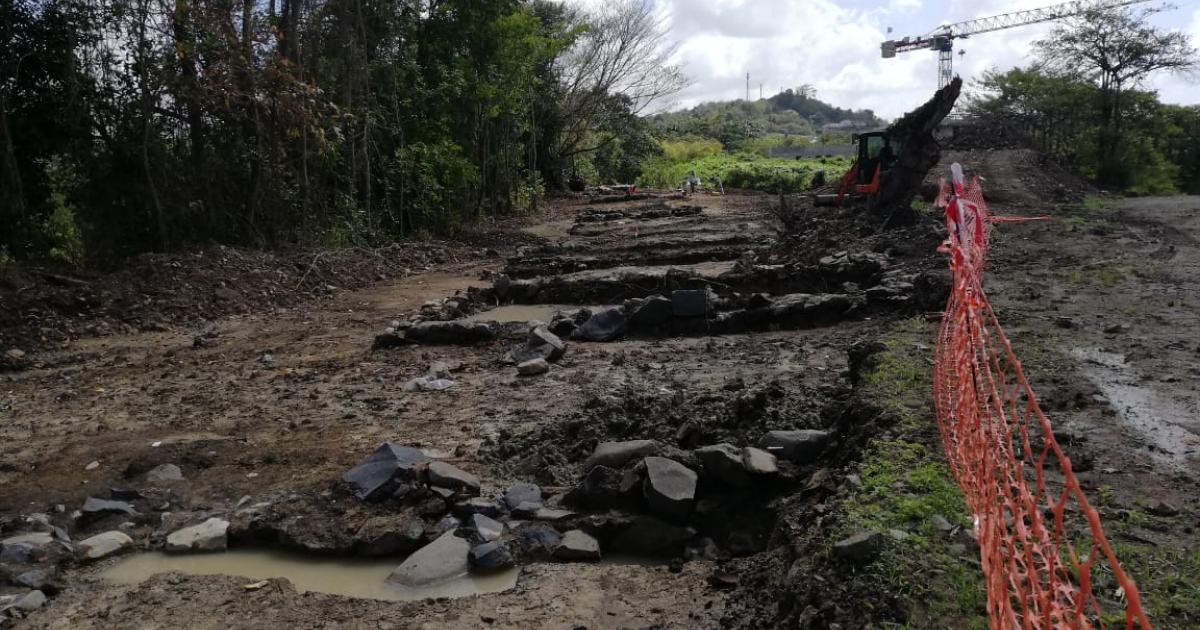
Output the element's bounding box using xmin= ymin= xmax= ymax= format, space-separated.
xmin=464 ymin=304 xmax=571 ymax=323
xmin=101 ymin=549 xmax=518 ymax=602
xmin=1069 ymin=347 xmax=1200 ymax=467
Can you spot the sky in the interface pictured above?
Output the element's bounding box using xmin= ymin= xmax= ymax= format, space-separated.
xmin=600 ymin=0 xmax=1200 ymax=120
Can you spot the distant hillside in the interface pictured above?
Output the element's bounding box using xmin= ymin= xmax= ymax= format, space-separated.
xmin=649 ymin=87 xmax=884 ymax=145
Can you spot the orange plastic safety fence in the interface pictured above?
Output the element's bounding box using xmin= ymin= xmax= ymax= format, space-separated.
xmin=932 ymin=164 xmax=1150 ymax=630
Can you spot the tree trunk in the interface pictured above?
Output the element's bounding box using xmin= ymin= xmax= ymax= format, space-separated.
xmin=0 ymin=93 xmax=26 ymax=253
xmin=173 ymin=0 xmax=205 ymax=175
xmin=872 ymin=78 xmax=962 ymax=228
xmin=137 ymin=0 xmax=168 ymax=250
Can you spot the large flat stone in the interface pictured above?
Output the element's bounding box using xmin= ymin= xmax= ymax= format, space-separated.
xmin=146 ymin=463 xmax=184 ymax=482
xmin=388 ymin=531 xmax=470 ymax=587
xmin=11 ymin=590 xmax=46 ymax=612
xmin=584 ymin=440 xmax=657 ymax=471
xmin=553 ymin=530 xmax=601 ymax=562
xmin=642 ymin=457 xmax=697 ymax=519
xmin=469 ymin=541 xmax=514 ymax=572
xmin=468 ymin=514 xmax=505 ymax=543
xmin=741 ymin=447 xmax=778 ymax=476
xmin=405 ymin=321 xmax=496 ymax=345
xmin=78 ymin=531 xmax=134 ymax=561
xmin=628 ymin=295 xmax=673 ymax=328
xmin=509 ymin=327 xmax=567 ymax=364
xmin=517 ymin=358 xmax=550 ymax=377
xmin=757 ymin=430 xmax=830 ymax=463
xmin=342 ymin=442 xmax=429 ymax=501
xmin=696 ymin=443 xmax=749 ymax=487
xmin=576 ymin=308 xmax=628 ymax=342
xmin=166 ymin=517 xmax=229 ymax=553
xmin=833 ymin=531 xmax=883 ymax=565
xmin=81 ymin=497 xmax=138 ymax=520
xmin=1 ymin=533 xmax=56 ymax=564
xmin=503 ymin=483 xmax=542 ymax=511
xmin=427 ymin=461 xmax=481 ymax=497
xmin=1 ymin=532 xmax=53 ymax=549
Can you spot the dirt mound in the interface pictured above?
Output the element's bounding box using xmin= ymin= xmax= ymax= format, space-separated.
xmin=482 ymin=373 xmax=841 ymax=487
xmin=0 ymin=242 xmax=473 ymax=360
xmin=926 ymin=148 xmax=1096 ymax=207
xmin=772 ymin=201 xmax=945 ymax=270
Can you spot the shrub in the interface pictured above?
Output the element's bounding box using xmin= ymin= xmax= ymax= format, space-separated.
xmin=39 ymin=156 xmax=86 ymax=268
xmin=639 ymin=151 xmax=851 ymax=193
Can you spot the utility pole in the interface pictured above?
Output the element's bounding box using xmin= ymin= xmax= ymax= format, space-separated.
xmin=759 ymin=83 xmax=763 ymax=99
xmin=745 ymin=73 xmax=750 ymax=101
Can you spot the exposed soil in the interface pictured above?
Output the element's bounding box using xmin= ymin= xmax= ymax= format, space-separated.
xmin=2 ymin=165 xmax=1198 ymax=628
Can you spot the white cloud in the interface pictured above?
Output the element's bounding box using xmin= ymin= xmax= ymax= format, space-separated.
xmin=597 ymin=0 xmax=1200 ymax=119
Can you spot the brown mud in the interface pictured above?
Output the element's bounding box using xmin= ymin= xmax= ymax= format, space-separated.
xmin=2 ymin=167 xmax=1199 ymax=628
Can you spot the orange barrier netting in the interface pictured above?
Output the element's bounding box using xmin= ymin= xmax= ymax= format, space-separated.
xmin=932 ymin=163 xmax=1150 ymax=629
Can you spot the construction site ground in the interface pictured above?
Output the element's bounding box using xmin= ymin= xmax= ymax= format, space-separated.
xmin=1 ymin=149 xmax=1198 ymax=628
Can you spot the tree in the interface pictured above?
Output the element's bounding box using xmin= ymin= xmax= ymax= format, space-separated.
xmin=1162 ymin=105 xmax=1200 ymax=193
xmin=540 ymin=0 xmax=687 ymax=186
xmin=1036 ymin=6 xmax=1197 ymax=186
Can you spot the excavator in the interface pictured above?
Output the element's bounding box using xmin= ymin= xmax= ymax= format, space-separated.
xmin=812 ymin=131 xmax=898 ymax=206
xmin=814 ymin=0 xmax=1151 ymax=209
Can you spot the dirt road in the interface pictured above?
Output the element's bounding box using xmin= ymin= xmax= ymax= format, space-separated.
xmin=2 ymin=176 xmax=1198 ymax=628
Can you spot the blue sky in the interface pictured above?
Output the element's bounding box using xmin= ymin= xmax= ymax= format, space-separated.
xmin=621 ymin=0 xmax=1200 ymax=119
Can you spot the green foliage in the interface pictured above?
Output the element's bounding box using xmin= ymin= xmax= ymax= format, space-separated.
xmin=0 ymin=246 xmax=14 ymax=284
xmin=830 ymin=317 xmax=988 ymax=629
xmin=658 ymin=138 xmax=724 ymax=163
xmin=512 ymin=172 xmax=545 ymax=214
xmin=586 ymin=95 xmax=663 ymax=184
xmin=735 ymin=133 xmax=809 ymax=157
xmin=639 ymin=151 xmax=851 ymax=193
xmin=970 ymin=60 xmax=1194 ymax=194
xmin=389 ymin=141 xmax=479 ymax=233
xmin=1162 ymin=105 xmax=1200 ymax=193
xmin=0 ymin=0 xmax=582 ymax=263
xmin=1082 ymin=195 xmax=1112 ymax=212
xmin=38 ymin=156 xmax=86 ymax=268
xmin=650 ymin=88 xmax=881 ymax=142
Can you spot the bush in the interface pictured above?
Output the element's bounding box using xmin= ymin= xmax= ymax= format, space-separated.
xmin=639 ymin=151 xmax=851 ymax=193
xmin=39 ymin=156 xmax=86 ymax=268
xmin=389 ymin=141 xmax=479 ymax=232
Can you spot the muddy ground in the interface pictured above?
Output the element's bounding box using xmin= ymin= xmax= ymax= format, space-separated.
xmin=1 ymin=154 xmax=1198 ymax=628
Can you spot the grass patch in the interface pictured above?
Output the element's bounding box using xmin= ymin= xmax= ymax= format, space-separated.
xmin=1060 ymin=215 xmax=1110 ymax=234
xmin=638 ymin=150 xmax=851 ymax=193
xmin=1062 ymin=262 xmax=1130 ymax=287
xmin=1102 ymin=542 xmax=1200 ymax=625
xmin=1082 ymin=194 xmax=1113 ymax=212
xmin=827 ymin=317 xmax=988 ymax=629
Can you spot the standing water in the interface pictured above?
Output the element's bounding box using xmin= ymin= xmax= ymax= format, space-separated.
xmin=101 ymin=549 xmax=518 ymax=602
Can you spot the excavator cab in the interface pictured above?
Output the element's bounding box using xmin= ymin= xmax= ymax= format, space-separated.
xmin=815 ymin=131 xmax=899 ymax=205
xmin=852 ymin=131 xmax=897 ymax=188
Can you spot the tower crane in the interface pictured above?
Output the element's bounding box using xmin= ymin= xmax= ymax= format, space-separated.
xmin=882 ymin=0 xmax=1151 ymax=89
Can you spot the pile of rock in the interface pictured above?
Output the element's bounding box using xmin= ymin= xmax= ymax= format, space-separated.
xmin=336 ymin=442 xmax=608 ymax=588
xmin=553 ymin=430 xmax=830 ymax=560
xmin=0 ymin=480 xmax=229 ymax=620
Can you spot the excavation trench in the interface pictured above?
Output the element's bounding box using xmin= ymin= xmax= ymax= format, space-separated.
xmin=1 ymin=194 xmax=945 ymax=629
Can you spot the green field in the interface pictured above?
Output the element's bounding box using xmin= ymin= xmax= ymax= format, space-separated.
xmin=638 ymin=150 xmax=852 ymax=193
